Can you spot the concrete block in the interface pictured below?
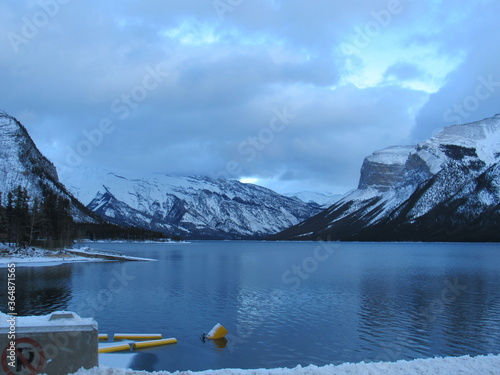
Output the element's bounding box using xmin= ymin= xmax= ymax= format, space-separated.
xmin=0 ymin=311 xmax=98 ymax=375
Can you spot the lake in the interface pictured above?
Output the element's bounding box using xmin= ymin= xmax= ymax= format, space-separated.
xmin=3 ymin=241 xmax=500 ymax=372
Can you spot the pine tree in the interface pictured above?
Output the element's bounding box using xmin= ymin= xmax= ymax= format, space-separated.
xmin=56 ymin=196 xmax=74 ymax=247
xmin=14 ymin=186 xmax=30 ymax=246
xmin=0 ymin=192 xmax=7 ymax=243
xmin=29 ymin=197 xmax=41 ymax=245
xmin=40 ymin=191 xmax=58 ymax=247
xmin=5 ymin=191 xmax=13 ymax=245
xmin=6 ymin=186 xmax=31 ymax=247
xmin=39 ymin=190 xmax=75 ymax=248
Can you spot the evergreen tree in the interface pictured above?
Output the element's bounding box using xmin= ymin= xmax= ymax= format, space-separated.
xmin=0 ymin=192 xmax=6 ymax=243
xmin=29 ymin=197 xmax=41 ymax=245
xmin=39 ymin=190 xmax=75 ymax=248
xmin=7 ymin=186 xmax=31 ymax=246
xmin=5 ymin=191 xmax=13 ymax=244
xmin=56 ymin=196 xmax=74 ymax=247
xmin=40 ymin=191 xmax=57 ymax=242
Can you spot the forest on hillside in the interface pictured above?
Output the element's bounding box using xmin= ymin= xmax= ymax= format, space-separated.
xmin=0 ymin=185 xmax=177 ymax=249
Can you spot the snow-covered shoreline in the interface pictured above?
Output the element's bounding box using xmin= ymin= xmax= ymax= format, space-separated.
xmin=67 ymin=247 xmax=156 ymax=261
xmin=0 ymin=245 xmax=155 ymax=267
xmin=0 ymin=246 xmax=100 ymax=267
xmin=77 ymin=239 xmax=189 ymax=244
xmin=71 ymin=354 xmax=500 ymax=375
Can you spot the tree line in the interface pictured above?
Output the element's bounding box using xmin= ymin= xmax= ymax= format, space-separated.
xmin=0 ymin=185 xmax=178 ymax=249
xmin=0 ymin=185 xmax=73 ymax=248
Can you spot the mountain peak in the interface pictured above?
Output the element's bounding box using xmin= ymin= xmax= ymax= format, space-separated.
xmin=358 ymin=146 xmax=414 ymax=191
xmin=1 ymin=111 xmax=94 ymax=223
xmin=62 ymin=166 xmax=322 ymax=239
xmin=1 ymin=111 xmax=58 ymax=193
xmin=274 ymin=113 xmax=500 ymax=242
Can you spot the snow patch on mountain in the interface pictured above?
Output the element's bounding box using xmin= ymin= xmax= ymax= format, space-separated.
xmin=285 ymin=191 xmax=342 ymax=208
xmin=0 ymin=112 xmax=95 ymax=223
xmin=359 ymin=115 xmax=500 ymax=224
xmin=61 ymin=167 xmax=322 ymax=239
xmin=274 ymin=113 xmax=500 ymax=241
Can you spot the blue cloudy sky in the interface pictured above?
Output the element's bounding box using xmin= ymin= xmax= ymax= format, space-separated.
xmin=1 ymin=0 xmax=500 ymax=194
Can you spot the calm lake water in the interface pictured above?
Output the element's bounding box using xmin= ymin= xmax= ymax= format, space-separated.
xmin=3 ymin=241 xmax=500 ymax=371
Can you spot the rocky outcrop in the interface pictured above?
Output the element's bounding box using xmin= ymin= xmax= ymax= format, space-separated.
xmin=273 ymin=114 xmax=500 ymax=242
xmin=358 ymin=146 xmax=414 ymax=191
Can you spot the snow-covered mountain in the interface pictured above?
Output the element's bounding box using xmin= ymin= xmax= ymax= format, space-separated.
xmin=61 ymin=167 xmax=322 ymax=239
xmin=0 ymin=112 xmax=94 ymax=222
xmin=274 ymin=114 xmax=500 ymax=242
xmin=285 ymin=191 xmax=342 ymax=208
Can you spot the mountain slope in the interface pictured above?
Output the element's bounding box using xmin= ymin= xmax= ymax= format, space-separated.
xmin=273 ymin=114 xmax=500 ymax=242
xmin=285 ymin=191 xmax=342 ymax=208
xmin=61 ymin=168 xmax=322 ymax=239
xmin=0 ymin=112 xmax=95 ymax=223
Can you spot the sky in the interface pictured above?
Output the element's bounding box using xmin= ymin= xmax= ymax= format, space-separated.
xmin=1 ymin=0 xmax=500 ymax=195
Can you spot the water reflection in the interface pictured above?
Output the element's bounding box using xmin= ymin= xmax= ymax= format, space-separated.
xmin=356 ymin=260 xmax=500 ymax=362
xmin=211 ymin=338 xmax=228 ymax=349
xmin=0 ymin=265 xmax=73 ymax=315
xmin=129 ymin=352 xmax=159 ymax=372
xmin=2 ymin=241 xmax=499 ymax=372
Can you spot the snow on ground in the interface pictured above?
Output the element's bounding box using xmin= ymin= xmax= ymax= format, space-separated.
xmin=0 ymin=245 xmax=156 ymax=266
xmin=0 ymin=246 xmax=102 ymax=267
xmin=99 ymin=353 xmax=139 ymax=371
xmin=79 ymin=239 xmax=188 ymax=244
xmin=67 ymin=247 xmax=156 ymax=262
xmin=0 ymin=310 xmax=96 ymax=328
xmin=69 ymin=354 xmax=500 ymax=375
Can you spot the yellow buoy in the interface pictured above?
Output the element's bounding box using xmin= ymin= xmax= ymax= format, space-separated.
xmin=98 ymin=334 xmax=109 ymax=341
xmin=206 ymin=323 xmax=228 ymax=339
xmin=114 ymin=333 xmax=163 ymax=341
xmin=98 ymin=343 xmax=131 ymax=353
xmin=133 ymin=338 xmax=178 ymax=349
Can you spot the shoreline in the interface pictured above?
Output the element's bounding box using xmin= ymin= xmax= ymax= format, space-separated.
xmin=0 ymin=245 xmax=156 ymax=267
xmin=71 ymin=353 xmax=500 ymax=375
xmin=77 ymin=239 xmax=190 ymax=244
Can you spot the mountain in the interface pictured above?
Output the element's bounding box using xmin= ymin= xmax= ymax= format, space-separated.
xmin=285 ymin=191 xmax=342 ymax=208
xmin=61 ymin=167 xmax=322 ymax=239
xmin=273 ymin=114 xmax=500 ymax=242
xmin=0 ymin=112 xmax=95 ymax=223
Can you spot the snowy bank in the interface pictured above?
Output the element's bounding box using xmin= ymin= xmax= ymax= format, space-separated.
xmin=0 ymin=246 xmax=155 ymax=267
xmin=79 ymin=239 xmax=190 ymax=244
xmin=0 ymin=246 xmax=99 ymax=267
xmin=70 ymin=354 xmax=500 ymax=375
xmin=66 ymin=247 xmax=156 ymax=262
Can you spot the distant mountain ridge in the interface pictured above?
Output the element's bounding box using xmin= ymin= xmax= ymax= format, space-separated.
xmin=0 ymin=111 xmax=322 ymax=240
xmin=6 ymin=109 xmax=498 ymax=242
xmin=285 ymin=191 xmax=342 ymax=208
xmin=61 ymin=167 xmax=323 ymax=239
xmin=0 ymin=112 xmax=95 ymax=223
xmin=273 ymin=114 xmax=500 ymax=242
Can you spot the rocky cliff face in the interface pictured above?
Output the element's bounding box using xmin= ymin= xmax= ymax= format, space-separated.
xmin=358 ymin=146 xmax=414 ymax=191
xmin=0 ymin=112 xmax=95 ymax=222
xmin=273 ymin=114 xmax=500 ymax=242
xmin=0 ymin=112 xmax=58 ymax=192
xmin=62 ymin=167 xmax=322 ymax=239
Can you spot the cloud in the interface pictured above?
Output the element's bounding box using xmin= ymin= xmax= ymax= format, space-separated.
xmin=384 ymin=62 xmax=422 ymax=81
xmin=0 ymin=0 xmax=498 ymax=195
xmin=412 ymin=0 xmax=500 ymax=140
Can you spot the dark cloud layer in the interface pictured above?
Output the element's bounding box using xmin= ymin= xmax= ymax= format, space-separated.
xmin=1 ymin=0 xmax=498 ymax=194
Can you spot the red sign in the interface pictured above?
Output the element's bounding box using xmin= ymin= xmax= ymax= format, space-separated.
xmin=1 ymin=338 xmax=46 ymax=375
